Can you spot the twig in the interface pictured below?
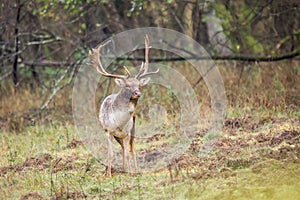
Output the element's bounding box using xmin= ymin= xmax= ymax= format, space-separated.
xmin=0 ymin=69 xmax=13 ymax=81
xmin=39 ymin=59 xmax=79 ymax=112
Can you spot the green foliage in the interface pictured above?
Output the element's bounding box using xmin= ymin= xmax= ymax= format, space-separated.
xmin=31 ymin=0 xmax=97 ymax=23
xmin=213 ymin=1 xmax=265 ymax=54
xmin=127 ymin=0 xmax=144 ymax=16
xmin=243 ymin=33 xmax=264 ymax=54
xmin=127 ymin=0 xmax=173 ymax=16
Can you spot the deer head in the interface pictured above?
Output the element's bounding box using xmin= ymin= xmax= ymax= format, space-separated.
xmin=89 ymin=35 xmax=159 ymax=102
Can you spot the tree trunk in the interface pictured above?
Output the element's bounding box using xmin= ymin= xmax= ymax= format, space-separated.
xmin=13 ymin=0 xmax=22 ymax=86
xmin=182 ymin=0 xmax=195 ymax=38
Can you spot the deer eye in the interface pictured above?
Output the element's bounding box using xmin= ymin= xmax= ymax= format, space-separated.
xmin=124 ymin=86 xmax=132 ymax=90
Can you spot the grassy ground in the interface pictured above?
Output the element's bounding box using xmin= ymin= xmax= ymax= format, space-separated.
xmin=0 ymin=61 xmax=299 ymax=199
xmin=0 ymin=119 xmax=299 ymax=199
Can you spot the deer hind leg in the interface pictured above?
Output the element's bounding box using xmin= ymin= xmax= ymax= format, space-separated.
xmin=130 ymin=136 xmax=137 ymax=172
xmin=130 ymin=115 xmax=137 ymax=172
xmin=106 ymin=132 xmax=114 ymax=177
xmin=123 ymin=136 xmax=131 ymax=173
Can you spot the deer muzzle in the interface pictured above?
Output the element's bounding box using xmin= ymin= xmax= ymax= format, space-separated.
xmin=131 ymin=90 xmax=141 ymax=99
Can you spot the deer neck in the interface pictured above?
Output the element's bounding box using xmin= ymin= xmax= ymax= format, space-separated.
xmin=111 ymin=90 xmax=136 ymax=122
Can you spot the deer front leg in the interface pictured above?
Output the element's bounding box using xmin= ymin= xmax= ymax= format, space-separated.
xmin=106 ymin=132 xmax=113 ymax=177
xmin=113 ymin=136 xmax=125 ymax=170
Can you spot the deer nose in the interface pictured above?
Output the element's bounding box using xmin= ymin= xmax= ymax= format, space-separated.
xmin=132 ymin=90 xmax=141 ymax=98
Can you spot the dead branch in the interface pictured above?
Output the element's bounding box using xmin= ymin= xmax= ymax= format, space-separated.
xmin=22 ymin=48 xmax=300 ymax=69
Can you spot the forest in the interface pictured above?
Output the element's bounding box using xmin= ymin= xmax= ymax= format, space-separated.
xmin=0 ymin=0 xmax=299 ymax=199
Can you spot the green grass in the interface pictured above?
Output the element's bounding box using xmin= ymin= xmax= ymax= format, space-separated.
xmin=157 ymin=163 xmax=300 ymax=200
xmin=1 ymin=120 xmax=299 ymax=199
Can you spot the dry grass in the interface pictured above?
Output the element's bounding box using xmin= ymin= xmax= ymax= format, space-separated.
xmin=2 ymin=60 xmax=299 ymax=131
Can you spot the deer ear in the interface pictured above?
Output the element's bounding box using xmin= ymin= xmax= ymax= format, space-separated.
xmin=139 ymin=77 xmax=151 ymax=86
xmin=115 ymin=78 xmax=126 ymax=87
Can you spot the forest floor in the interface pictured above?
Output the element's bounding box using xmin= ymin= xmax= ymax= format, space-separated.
xmin=0 ymin=116 xmax=299 ymax=199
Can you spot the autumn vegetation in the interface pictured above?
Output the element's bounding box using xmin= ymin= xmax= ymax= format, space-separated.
xmin=0 ymin=0 xmax=299 ymax=199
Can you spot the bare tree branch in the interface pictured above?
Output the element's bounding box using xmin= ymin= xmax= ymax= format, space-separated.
xmin=23 ymin=60 xmax=72 ymax=67
xmin=21 ymin=47 xmax=300 ymax=70
xmin=113 ymin=48 xmax=300 ymax=63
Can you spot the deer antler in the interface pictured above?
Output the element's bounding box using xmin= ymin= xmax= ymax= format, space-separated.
xmin=89 ymin=40 xmax=129 ymax=79
xmin=135 ymin=35 xmax=159 ymax=79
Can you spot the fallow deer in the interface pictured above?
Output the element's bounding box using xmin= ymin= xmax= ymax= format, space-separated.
xmin=89 ymin=35 xmax=159 ymax=176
